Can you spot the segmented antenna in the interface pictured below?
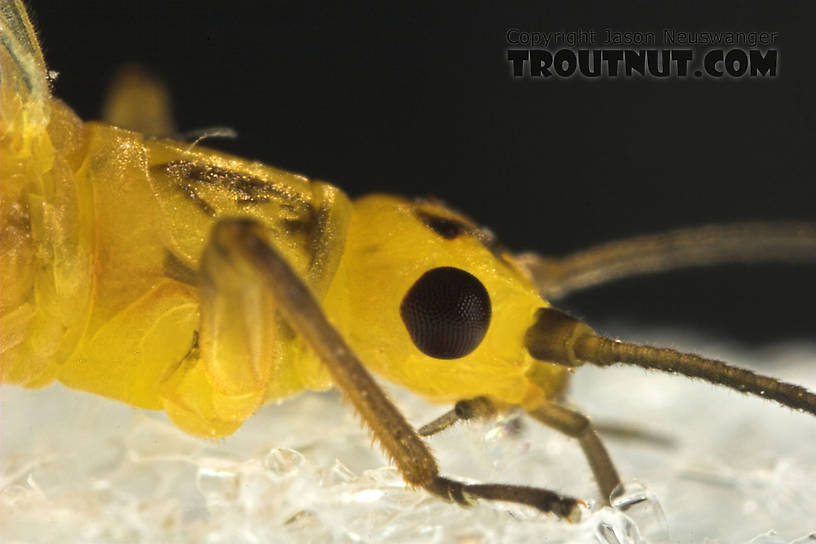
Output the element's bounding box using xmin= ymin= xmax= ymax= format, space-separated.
xmin=574 ymin=335 xmax=816 ymax=416
xmin=525 ymin=307 xmax=816 ymax=416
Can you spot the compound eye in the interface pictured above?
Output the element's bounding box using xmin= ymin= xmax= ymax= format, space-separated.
xmin=400 ymin=267 xmax=492 ymax=359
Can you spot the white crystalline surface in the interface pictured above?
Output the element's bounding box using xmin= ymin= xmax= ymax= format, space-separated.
xmin=1 ymin=326 xmax=815 ymax=544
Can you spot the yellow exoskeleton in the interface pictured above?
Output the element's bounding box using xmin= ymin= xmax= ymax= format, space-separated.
xmin=2 ymin=0 xmax=815 ymax=521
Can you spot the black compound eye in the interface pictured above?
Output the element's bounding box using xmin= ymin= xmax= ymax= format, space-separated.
xmin=400 ymin=267 xmax=491 ymax=359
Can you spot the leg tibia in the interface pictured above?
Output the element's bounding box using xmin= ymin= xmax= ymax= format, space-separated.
xmin=526 ymin=399 xmax=621 ymax=504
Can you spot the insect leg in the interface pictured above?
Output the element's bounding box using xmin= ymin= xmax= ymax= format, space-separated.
xmin=158 ymin=225 xmax=292 ymax=438
xmin=526 ymin=401 xmax=621 ymax=506
xmin=592 ymin=421 xmax=675 ymax=449
xmin=102 ymin=65 xmax=176 ymax=137
xmin=209 ymin=217 xmax=582 ymax=519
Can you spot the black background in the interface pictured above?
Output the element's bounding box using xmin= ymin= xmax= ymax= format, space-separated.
xmin=30 ymin=1 xmax=816 ymax=345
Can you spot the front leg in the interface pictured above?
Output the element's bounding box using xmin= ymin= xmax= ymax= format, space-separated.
xmin=421 ymin=395 xmax=622 ymax=506
xmin=525 ymin=400 xmax=622 ymax=505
